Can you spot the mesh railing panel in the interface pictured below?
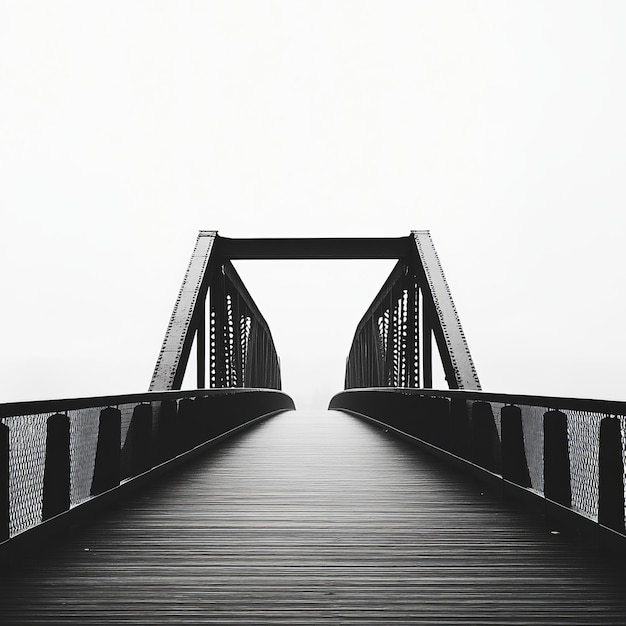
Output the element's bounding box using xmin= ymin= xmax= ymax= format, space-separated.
xmin=1 ymin=389 xmax=293 ymax=541
xmin=330 ymin=389 xmax=626 ymax=535
xmin=68 ymin=407 xmax=101 ymax=507
xmin=5 ymin=413 xmax=50 ymax=536
xmin=567 ymin=410 xmax=601 ymax=520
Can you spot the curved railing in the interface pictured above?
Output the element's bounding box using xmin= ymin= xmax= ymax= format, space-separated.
xmin=330 ymin=388 xmax=626 ymax=541
xmin=0 ymin=388 xmax=294 ymax=550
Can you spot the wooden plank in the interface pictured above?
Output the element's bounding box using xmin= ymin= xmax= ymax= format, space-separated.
xmin=2 ymin=410 xmax=626 ymax=624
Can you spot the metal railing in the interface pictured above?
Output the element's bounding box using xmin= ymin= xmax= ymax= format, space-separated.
xmin=330 ymin=388 xmax=626 ymax=537
xmin=0 ymin=389 xmax=294 ymax=543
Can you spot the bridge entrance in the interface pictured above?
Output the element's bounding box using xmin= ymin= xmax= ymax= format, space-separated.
xmin=150 ymin=231 xmax=481 ymax=399
xmin=178 ymin=258 xmax=401 ymax=408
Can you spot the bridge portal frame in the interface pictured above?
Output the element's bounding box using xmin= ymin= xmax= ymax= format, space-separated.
xmin=149 ymin=231 xmax=480 ymax=392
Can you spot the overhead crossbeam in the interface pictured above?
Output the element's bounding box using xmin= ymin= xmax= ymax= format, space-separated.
xmin=215 ymin=236 xmax=410 ymax=260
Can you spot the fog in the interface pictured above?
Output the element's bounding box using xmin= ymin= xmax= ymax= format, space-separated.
xmin=2 ymin=1 xmax=626 ymax=406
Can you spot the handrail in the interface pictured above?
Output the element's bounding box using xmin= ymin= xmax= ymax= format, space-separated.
xmin=331 ymin=387 xmax=626 ymax=540
xmin=0 ymin=387 xmax=278 ymax=419
xmin=0 ymin=388 xmax=295 ymax=548
xmin=337 ymin=387 xmax=626 ymax=415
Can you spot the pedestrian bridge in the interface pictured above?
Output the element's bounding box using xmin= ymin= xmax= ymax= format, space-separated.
xmin=2 ymin=232 xmax=626 ymax=624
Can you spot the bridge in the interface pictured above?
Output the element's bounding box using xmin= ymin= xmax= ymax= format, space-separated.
xmin=2 ymin=231 xmax=626 ymax=624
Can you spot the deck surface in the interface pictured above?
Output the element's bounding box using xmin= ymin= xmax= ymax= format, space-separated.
xmin=2 ymin=410 xmax=626 ymax=624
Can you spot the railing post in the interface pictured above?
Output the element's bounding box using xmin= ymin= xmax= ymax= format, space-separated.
xmin=425 ymin=396 xmax=451 ymax=448
xmin=471 ymin=402 xmax=501 ymax=473
xmin=178 ymin=398 xmax=200 ymax=451
xmin=90 ymin=407 xmax=121 ymax=496
xmin=500 ymin=405 xmax=531 ymax=487
xmin=450 ymin=398 xmax=471 ymax=459
xmin=42 ymin=413 xmax=70 ymax=520
xmin=598 ymin=416 xmax=625 ymax=532
xmin=126 ymin=404 xmax=152 ymax=478
xmin=422 ymin=305 xmax=432 ymax=388
xmin=543 ymin=410 xmax=571 ymax=506
xmin=0 ymin=421 xmax=8 ymax=541
xmin=156 ymin=400 xmax=178 ymax=462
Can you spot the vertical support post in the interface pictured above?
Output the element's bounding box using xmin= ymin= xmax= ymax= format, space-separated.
xmin=232 ymin=292 xmax=242 ymax=387
xmin=156 ymin=400 xmax=178 ymax=462
xmin=384 ymin=296 xmax=393 ymax=385
xmin=211 ymin=267 xmax=225 ymax=388
xmin=90 ymin=407 xmax=121 ymax=496
xmin=471 ymin=401 xmax=501 ymax=473
xmin=405 ymin=276 xmax=417 ymax=388
xmin=414 ymin=279 xmax=420 ymax=388
xmin=422 ymin=298 xmax=432 ymax=388
xmin=196 ymin=299 xmax=206 ymax=389
xmin=598 ymin=416 xmax=625 ymax=532
xmin=178 ymin=398 xmax=198 ymax=451
xmin=543 ymin=410 xmax=571 ymax=507
xmin=127 ymin=404 xmax=153 ymax=478
xmin=0 ymin=421 xmax=9 ymax=541
xmin=501 ymin=405 xmax=531 ymax=487
xmin=42 ymin=413 xmax=70 ymax=520
xmin=371 ymin=318 xmax=380 ymax=386
xmin=392 ymin=286 xmax=400 ymax=386
xmin=450 ymin=398 xmax=471 ymax=459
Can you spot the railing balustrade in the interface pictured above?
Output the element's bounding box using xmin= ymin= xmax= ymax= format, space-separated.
xmin=330 ymin=389 xmax=626 ymax=538
xmin=0 ymin=389 xmax=294 ymax=544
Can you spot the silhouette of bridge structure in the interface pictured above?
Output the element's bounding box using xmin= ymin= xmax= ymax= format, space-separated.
xmin=2 ymin=231 xmax=626 ymax=624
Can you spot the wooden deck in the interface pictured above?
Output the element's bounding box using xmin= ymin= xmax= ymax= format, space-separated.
xmin=2 ymin=410 xmax=626 ymax=624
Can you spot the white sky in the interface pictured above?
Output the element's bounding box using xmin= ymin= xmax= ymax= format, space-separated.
xmin=1 ymin=1 xmax=626 ymax=407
